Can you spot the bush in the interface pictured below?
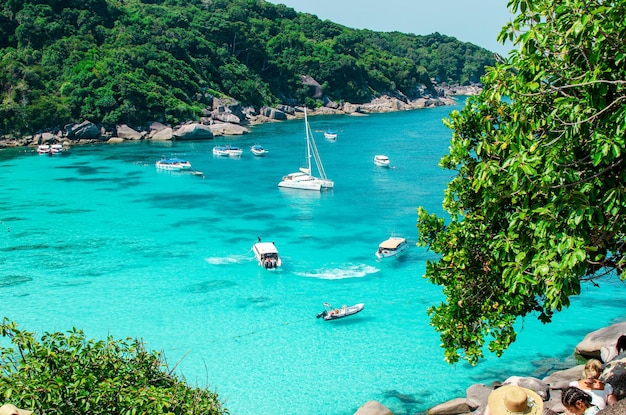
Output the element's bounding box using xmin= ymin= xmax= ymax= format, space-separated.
xmin=0 ymin=318 xmax=228 ymax=415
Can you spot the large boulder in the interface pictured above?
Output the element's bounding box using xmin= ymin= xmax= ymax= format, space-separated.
xmin=576 ymin=322 xmax=626 ymax=360
xmin=259 ymin=107 xmax=287 ymax=120
xmin=353 ymin=400 xmax=393 ymax=415
xmin=207 ymin=123 xmax=249 ymax=136
xmin=151 ymin=127 xmax=173 ymax=141
xmin=597 ymin=396 xmax=626 ymax=415
xmin=65 ymin=121 xmax=101 ymax=140
xmin=428 ymin=398 xmax=470 ymax=415
xmin=115 ymin=124 xmax=145 ymax=140
xmin=543 ymin=365 xmax=584 ymax=389
xmin=172 ymin=123 xmax=214 ymax=140
xmin=602 ymin=357 xmax=626 ymax=401
xmin=301 ymin=75 xmax=323 ymax=98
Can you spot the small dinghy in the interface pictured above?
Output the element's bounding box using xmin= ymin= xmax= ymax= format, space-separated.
xmin=316 ymin=302 xmax=364 ymax=321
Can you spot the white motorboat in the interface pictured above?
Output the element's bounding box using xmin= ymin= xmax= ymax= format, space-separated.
xmin=37 ymin=144 xmax=51 ymax=155
xmin=155 ymin=158 xmax=192 ymax=171
xmin=250 ymin=144 xmax=268 ymax=156
xmin=375 ymin=236 xmax=409 ymax=260
xmin=252 ymin=240 xmax=282 ymax=270
xmin=50 ymin=144 xmax=65 ymax=154
xmin=213 ymin=145 xmax=243 ymax=157
xmin=278 ymin=108 xmax=334 ymax=191
xmin=316 ymin=302 xmax=364 ymax=321
xmin=374 ymin=155 xmax=390 ymax=167
xmin=323 ymin=130 xmax=337 ymax=141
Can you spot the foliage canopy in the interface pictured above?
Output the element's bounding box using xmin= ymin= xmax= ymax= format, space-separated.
xmin=0 ymin=0 xmax=495 ymax=136
xmin=417 ymin=0 xmax=626 ymax=365
xmin=0 ymin=318 xmax=228 ymax=414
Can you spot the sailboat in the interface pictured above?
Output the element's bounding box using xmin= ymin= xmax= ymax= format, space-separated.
xmin=278 ymin=108 xmax=334 ymax=191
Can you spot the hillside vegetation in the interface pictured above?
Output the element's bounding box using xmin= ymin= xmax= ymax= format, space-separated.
xmin=0 ymin=0 xmax=496 ymax=137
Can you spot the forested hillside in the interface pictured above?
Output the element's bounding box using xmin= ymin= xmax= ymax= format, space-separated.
xmin=0 ymin=0 xmax=496 ymax=137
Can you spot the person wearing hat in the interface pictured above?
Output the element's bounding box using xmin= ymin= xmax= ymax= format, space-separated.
xmin=0 ymin=404 xmax=34 ymax=415
xmin=484 ymin=384 xmax=543 ymax=415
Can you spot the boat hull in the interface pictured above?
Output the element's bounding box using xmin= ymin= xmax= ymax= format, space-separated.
xmin=374 ymin=155 xmax=390 ymax=167
xmin=317 ymin=303 xmax=364 ymax=320
xmin=278 ymin=172 xmax=323 ymax=191
xmin=375 ymin=237 xmax=409 ymax=260
xmin=252 ymin=242 xmax=282 ymax=270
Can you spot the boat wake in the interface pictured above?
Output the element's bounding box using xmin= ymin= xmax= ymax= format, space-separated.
xmin=295 ymin=264 xmax=379 ymax=280
xmin=204 ymin=254 xmax=251 ymax=265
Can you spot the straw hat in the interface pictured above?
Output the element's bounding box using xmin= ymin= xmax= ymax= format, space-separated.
xmin=0 ymin=404 xmax=33 ymax=415
xmin=487 ymin=385 xmax=543 ymax=415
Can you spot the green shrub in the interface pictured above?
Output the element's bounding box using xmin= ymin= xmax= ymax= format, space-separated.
xmin=0 ymin=318 xmax=228 ymax=415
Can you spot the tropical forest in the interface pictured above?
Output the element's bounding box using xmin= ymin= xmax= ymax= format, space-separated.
xmin=0 ymin=0 xmax=496 ymax=138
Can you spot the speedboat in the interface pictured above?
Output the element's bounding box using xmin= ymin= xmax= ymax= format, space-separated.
xmin=156 ymin=158 xmax=192 ymax=171
xmin=250 ymin=144 xmax=268 ymax=156
xmin=375 ymin=236 xmax=409 ymax=260
xmin=37 ymin=144 xmax=51 ymax=155
xmin=213 ymin=145 xmax=243 ymax=157
xmin=324 ymin=130 xmax=338 ymax=141
xmin=316 ymin=303 xmax=364 ymax=321
xmin=252 ymin=240 xmax=282 ymax=270
xmin=50 ymin=144 xmax=65 ymax=154
xmin=374 ymin=155 xmax=390 ymax=167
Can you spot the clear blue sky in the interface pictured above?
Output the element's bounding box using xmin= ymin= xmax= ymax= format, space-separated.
xmin=265 ymin=0 xmax=515 ymax=57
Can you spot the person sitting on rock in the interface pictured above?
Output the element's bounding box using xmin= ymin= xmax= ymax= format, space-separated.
xmin=569 ymin=359 xmax=617 ymax=409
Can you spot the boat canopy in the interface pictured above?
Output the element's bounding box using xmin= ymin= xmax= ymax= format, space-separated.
xmin=254 ymin=242 xmax=279 ymax=255
xmin=379 ymin=237 xmax=406 ymax=249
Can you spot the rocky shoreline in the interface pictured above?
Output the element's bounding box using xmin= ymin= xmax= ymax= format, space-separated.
xmin=0 ymin=83 xmax=480 ymax=151
xmin=352 ymin=321 xmax=626 ymax=415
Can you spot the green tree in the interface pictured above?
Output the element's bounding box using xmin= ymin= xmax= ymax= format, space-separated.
xmin=417 ymin=0 xmax=626 ymax=365
xmin=0 ymin=319 xmax=228 ymax=414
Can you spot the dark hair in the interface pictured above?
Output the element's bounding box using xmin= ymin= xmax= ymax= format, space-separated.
xmin=562 ymin=386 xmax=593 ymax=407
xmin=617 ymin=335 xmax=626 ymax=354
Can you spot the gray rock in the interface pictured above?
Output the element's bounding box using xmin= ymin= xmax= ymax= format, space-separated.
xmin=301 ymin=75 xmax=323 ymax=98
xmin=542 ymin=365 xmax=584 ymax=389
xmin=172 ymin=123 xmax=214 ymax=140
xmin=151 ymin=127 xmax=173 ymax=141
xmin=115 ymin=124 xmax=144 ymax=140
xmin=603 ymin=357 xmax=626 ymax=400
xmin=575 ymin=322 xmax=626 ymax=360
xmin=353 ymin=400 xmax=393 ymax=415
xmin=597 ymin=397 xmax=626 ymax=415
xmin=65 ymin=121 xmax=101 ymax=140
xmin=207 ymin=123 xmax=249 ymax=136
xmin=466 ymin=384 xmax=492 ymax=409
xmin=428 ymin=398 xmax=470 ymax=415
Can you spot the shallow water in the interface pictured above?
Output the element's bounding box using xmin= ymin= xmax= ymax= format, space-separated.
xmin=1 ymin=102 xmax=624 ymax=415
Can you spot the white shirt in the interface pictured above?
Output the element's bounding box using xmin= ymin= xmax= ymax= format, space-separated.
xmin=569 ymin=380 xmax=613 ymax=410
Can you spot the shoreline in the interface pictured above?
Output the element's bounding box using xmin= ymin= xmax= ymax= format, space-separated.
xmin=0 ymin=84 xmax=480 ymax=151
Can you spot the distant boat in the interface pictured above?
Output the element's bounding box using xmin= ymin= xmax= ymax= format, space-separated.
xmin=278 ymin=108 xmax=333 ymax=191
xmin=50 ymin=144 xmax=65 ymax=154
xmin=316 ymin=302 xmax=364 ymax=321
xmin=155 ymin=158 xmax=192 ymax=171
xmin=375 ymin=236 xmax=409 ymax=260
xmin=374 ymin=155 xmax=390 ymax=167
xmin=323 ymin=130 xmax=338 ymax=141
xmin=250 ymin=144 xmax=268 ymax=156
xmin=37 ymin=144 xmax=51 ymax=155
xmin=252 ymin=239 xmax=282 ymax=270
xmin=213 ymin=145 xmax=243 ymax=157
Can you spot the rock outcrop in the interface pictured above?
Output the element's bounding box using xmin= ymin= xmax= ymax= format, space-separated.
xmin=172 ymin=123 xmax=214 ymax=140
xmin=423 ymin=321 xmax=626 ymax=415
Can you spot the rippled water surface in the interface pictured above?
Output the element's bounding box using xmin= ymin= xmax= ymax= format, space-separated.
xmin=1 ymin=102 xmax=624 ymax=415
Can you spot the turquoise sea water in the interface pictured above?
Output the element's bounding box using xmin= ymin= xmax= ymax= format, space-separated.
xmin=1 ymin=101 xmax=625 ymax=415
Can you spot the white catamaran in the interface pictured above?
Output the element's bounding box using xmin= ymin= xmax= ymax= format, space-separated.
xmin=278 ymin=108 xmax=334 ymax=191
